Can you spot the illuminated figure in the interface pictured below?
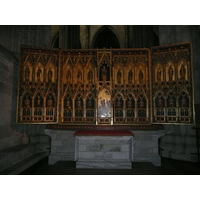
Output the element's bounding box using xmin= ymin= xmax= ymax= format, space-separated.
xmin=181 ymin=98 xmax=187 ymax=107
xmin=128 ymin=70 xmax=133 ymax=83
xmin=117 ymin=70 xmax=122 ymax=84
xmin=66 ymin=99 xmax=71 ymax=109
xmin=48 ymin=69 xmax=53 ymax=82
xmin=139 ymin=99 xmax=145 ymax=108
xmin=88 ymin=70 xmax=93 ymax=83
xmin=66 ymin=70 xmax=71 ymax=82
xmin=76 ymin=99 xmax=82 ymax=108
xmin=168 ymin=66 xmax=174 ymax=81
xmin=127 ymin=99 xmax=132 ymax=108
xmin=77 ymin=70 xmax=82 ymax=81
xmin=47 ymin=99 xmax=53 ymax=107
xmin=157 ymin=68 xmax=161 ymax=81
xmin=25 ymin=99 xmax=30 ymax=107
xmin=169 ymin=98 xmax=175 ymax=107
xmin=37 ymin=68 xmax=42 ymax=81
xmin=101 ymin=66 xmax=107 ymax=81
xmin=36 ymin=99 xmax=42 ymax=107
xmin=157 ymin=98 xmax=163 ymax=107
xmin=180 ymin=64 xmax=186 ymax=80
xmin=139 ymin=70 xmax=143 ymax=84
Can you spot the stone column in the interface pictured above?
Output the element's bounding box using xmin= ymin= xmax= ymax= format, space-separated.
xmin=127 ymin=25 xmax=155 ymax=48
xmin=59 ymin=25 xmax=81 ymax=49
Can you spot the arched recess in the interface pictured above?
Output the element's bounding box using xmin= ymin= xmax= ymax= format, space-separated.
xmin=92 ymin=26 xmax=120 ymax=48
xmin=52 ymin=31 xmax=59 ymax=48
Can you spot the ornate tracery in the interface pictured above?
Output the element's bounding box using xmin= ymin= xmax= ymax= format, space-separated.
xmin=17 ymin=43 xmax=194 ymax=125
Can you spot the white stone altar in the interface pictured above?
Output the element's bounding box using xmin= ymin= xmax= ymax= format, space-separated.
xmin=45 ymin=127 xmax=165 ymax=168
xmin=74 ymin=133 xmax=133 ymax=169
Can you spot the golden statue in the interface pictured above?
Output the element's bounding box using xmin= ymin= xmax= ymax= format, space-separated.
xmin=157 ymin=68 xmax=161 ymax=81
xmin=117 ymin=70 xmax=122 ymax=84
xmin=180 ymin=65 xmax=186 ymax=80
xmin=168 ymin=66 xmax=174 ymax=81
xmin=139 ymin=70 xmax=143 ymax=84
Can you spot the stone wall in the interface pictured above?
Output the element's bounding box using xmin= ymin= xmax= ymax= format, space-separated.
xmin=0 ymin=25 xmax=51 ymax=151
xmin=158 ymin=25 xmax=200 ymax=162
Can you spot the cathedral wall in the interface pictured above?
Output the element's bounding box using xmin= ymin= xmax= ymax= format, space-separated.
xmin=0 ymin=25 xmax=51 ymax=55
xmin=159 ymin=25 xmax=200 ymax=162
xmin=0 ymin=26 xmax=51 ymax=151
xmin=80 ymin=25 xmax=127 ymax=48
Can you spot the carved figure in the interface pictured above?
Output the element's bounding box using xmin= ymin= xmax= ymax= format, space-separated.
xmin=180 ymin=65 xmax=186 ymax=80
xmin=87 ymin=99 xmax=92 ymax=108
xmin=116 ymin=99 xmax=121 ymax=108
xmin=117 ymin=70 xmax=122 ymax=84
xmin=88 ymin=70 xmax=93 ymax=83
xmin=66 ymin=70 xmax=71 ymax=81
xmin=127 ymin=99 xmax=132 ymax=108
xmin=139 ymin=99 xmax=145 ymax=108
xmin=169 ymin=98 xmax=174 ymax=107
xmin=66 ymin=99 xmax=71 ymax=108
xmin=168 ymin=66 xmax=174 ymax=81
xmin=181 ymin=98 xmax=186 ymax=107
xmin=37 ymin=68 xmax=42 ymax=81
xmin=157 ymin=98 xmax=163 ymax=107
xmin=76 ymin=99 xmax=82 ymax=108
xmin=101 ymin=66 xmax=107 ymax=81
xmin=157 ymin=68 xmax=161 ymax=81
xmin=25 ymin=99 xmax=30 ymax=107
xmin=77 ymin=70 xmax=82 ymax=81
xmin=48 ymin=69 xmax=53 ymax=82
xmin=36 ymin=99 xmax=42 ymax=107
xmin=139 ymin=70 xmax=143 ymax=84
xmin=47 ymin=99 xmax=53 ymax=107
xmin=128 ymin=70 xmax=133 ymax=83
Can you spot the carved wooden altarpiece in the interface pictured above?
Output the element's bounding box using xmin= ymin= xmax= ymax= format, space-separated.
xmin=17 ymin=42 xmax=194 ymax=125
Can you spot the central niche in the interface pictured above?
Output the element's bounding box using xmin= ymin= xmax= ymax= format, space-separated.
xmin=98 ymin=88 xmax=111 ymax=118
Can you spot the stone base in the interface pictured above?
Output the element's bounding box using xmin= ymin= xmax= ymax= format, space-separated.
xmin=76 ymin=159 xmax=132 ymax=169
xmin=75 ymin=135 xmax=133 ymax=169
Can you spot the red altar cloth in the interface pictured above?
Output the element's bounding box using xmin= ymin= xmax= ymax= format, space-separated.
xmin=74 ymin=130 xmax=134 ymax=136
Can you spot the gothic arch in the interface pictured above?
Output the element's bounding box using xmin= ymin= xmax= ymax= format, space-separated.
xmin=92 ymin=26 xmax=120 ymax=48
xmin=52 ymin=31 xmax=59 ymax=48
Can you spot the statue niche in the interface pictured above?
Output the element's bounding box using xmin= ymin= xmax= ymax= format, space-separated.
xmin=128 ymin=70 xmax=133 ymax=84
xmin=117 ymin=70 xmax=122 ymax=84
xmin=179 ymin=64 xmax=186 ymax=80
xmin=157 ymin=68 xmax=162 ymax=82
xmin=36 ymin=68 xmax=42 ymax=82
xmin=87 ymin=70 xmax=93 ymax=84
xmin=139 ymin=69 xmax=144 ymax=84
xmin=168 ymin=65 xmax=174 ymax=81
xmin=99 ymin=61 xmax=110 ymax=81
xmin=98 ymin=89 xmax=111 ymax=117
xmin=48 ymin=69 xmax=53 ymax=82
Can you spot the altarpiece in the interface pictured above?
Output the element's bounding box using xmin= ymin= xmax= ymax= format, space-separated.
xmin=17 ymin=42 xmax=194 ymax=125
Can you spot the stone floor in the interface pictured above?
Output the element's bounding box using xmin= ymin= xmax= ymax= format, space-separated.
xmin=19 ymin=156 xmax=200 ymax=175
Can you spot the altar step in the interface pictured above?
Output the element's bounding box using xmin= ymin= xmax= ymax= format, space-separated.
xmin=0 ymin=143 xmax=49 ymax=175
xmin=76 ymin=159 xmax=132 ymax=169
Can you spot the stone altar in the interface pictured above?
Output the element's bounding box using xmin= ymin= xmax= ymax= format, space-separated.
xmin=74 ymin=130 xmax=134 ymax=169
xmin=45 ymin=125 xmax=165 ymax=167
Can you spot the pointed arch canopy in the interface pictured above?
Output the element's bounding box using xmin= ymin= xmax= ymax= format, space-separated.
xmin=92 ymin=26 xmax=120 ymax=48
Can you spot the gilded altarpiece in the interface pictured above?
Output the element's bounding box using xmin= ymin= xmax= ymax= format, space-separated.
xmin=17 ymin=43 xmax=194 ymax=125
xmin=151 ymin=42 xmax=194 ymax=124
xmin=17 ymin=46 xmax=59 ymax=123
